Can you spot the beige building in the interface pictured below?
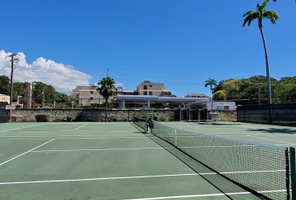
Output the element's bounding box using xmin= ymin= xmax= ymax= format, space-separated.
xmin=136 ymin=80 xmax=168 ymax=96
xmin=70 ymin=85 xmax=104 ymax=106
xmin=0 ymin=94 xmax=10 ymax=104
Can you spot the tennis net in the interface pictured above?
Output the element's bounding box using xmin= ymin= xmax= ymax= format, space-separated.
xmin=150 ymin=121 xmax=290 ymax=200
xmin=133 ymin=117 xmax=148 ymax=131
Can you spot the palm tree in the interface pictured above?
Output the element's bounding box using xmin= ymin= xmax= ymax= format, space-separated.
xmin=97 ymin=76 xmax=117 ymax=121
xmin=243 ymin=0 xmax=278 ymax=106
xmin=205 ymin=78 xmax=217 ymax=97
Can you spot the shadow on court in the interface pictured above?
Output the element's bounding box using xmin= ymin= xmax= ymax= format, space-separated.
xmin=248 ymin=127 xmax=296 ymax=134
xmin=197 ymin=122 xmax=242 ymax=126
xmin=142 ymin=131 xmax=263 ymax=200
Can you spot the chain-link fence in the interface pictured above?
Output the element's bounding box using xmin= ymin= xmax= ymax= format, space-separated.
xmin=237 ymin=104 xmax=296 ymax=125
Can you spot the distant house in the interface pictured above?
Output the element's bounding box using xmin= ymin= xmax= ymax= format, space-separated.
xmin=70 ymin=85 xmax=104 ymax=106
xmin=0 ymin=94 xmax=10 ymax=104
xmin=185 ymin=93 xmax=209 ymax=98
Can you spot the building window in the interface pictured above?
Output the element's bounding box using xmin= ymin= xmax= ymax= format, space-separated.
xmin=90 ymin=91 xmax=93 ymax=94
xmin=149 ymin=91 xmax=153 ymax=95
xmin=149 ymin=85 xmax=152 ymax=87
xmin=143 ymin=91 xmax=147 ymax=95
xmin=90 ymin=97 xmax=93 ymax=100
xmin=143 ymin=85 xmax=147 ymax=90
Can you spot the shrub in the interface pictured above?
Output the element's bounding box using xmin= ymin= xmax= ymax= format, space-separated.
xmin=152 ymin=113 xmax=158 ymax=121
xmin=35 ymin=114 xmax=51 ymax=122
xmin=133 ymin=112 xmax=159 ymax=121
xmin=159 ymin=115 xmax=168 ymax=122
xmin=111 ymin=116 xmax=118 ymax=122
xmin=66 ymin=114 xmax=73 ymax=122
xmin=74 ymin=112 xmax=83 ymax=121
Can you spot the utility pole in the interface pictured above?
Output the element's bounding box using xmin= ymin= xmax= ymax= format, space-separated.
xmin=257 ymin=76 xmax=261 ymax=105
xmin=8 ymin=53 xmax=18 ymax=122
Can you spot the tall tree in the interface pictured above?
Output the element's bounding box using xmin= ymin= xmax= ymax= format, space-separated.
xmin=243 ymin=0 xmax=278 ymax=105
xmin=204 ymin=78 xmax=217 ymax=97
xmin=97 ymin=76 xmax=117 ymax=121
xmin=0 ymin=76 xmax=10 ymax=95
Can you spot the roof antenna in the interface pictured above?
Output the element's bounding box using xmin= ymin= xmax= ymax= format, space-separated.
xmin=107 ymin=68 xmax=109 ymax=77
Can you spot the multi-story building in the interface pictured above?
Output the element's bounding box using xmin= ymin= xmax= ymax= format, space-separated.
xmin=70 ymin=85 xmax=104 ymax=106
xmin=136 ymin=80 xmax=168 ymax=96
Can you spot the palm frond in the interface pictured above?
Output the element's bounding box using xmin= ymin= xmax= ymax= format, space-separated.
xmin=242 ymin=12 xmax=259 ymax=27
xmin=262 ymin=10 xmax=279 ymax=24
xmin=243 ymin=10 xmax=255 ymax=17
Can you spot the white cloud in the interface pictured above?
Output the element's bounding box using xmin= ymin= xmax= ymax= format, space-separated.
xmin=0 ymin=50 xmax=91 ymax=94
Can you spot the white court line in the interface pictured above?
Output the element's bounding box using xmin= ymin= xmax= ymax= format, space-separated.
xmin=32 ymin=147 xmax=164 ymax=153
xmin=221 ymin=169 xmax=285 ymax=174
xmin=0 ymin=135 xmax=147 ymax=139
xmin=0 ymin=173 xmax=197 ymax=185
xmin=58 ymin=136 xmax=149 ymax=140
xmin=0 ymin=124 xmax=46 ymax=132
xmin=0 ymin=138 xmax=49 ymax=141
xmin=247 ymin=135 xmax=290 ymax=144
xmin=75 ymin=124 xmax=87 ymax=130
xmin=122 ymin=193 xmax=229 ymax=200
xmin=0 ymin=138 xmax=56 ymax=167
xmin=121 ymin=190 xmax=287 ymax=200
xmin=59 ymin=134 xmax=144 ymax=137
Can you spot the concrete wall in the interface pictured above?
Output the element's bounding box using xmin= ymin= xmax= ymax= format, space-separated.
xmin=11 ymin=109 xmax=175 ymax=122
xmin=214 ymin=110 xmax=237 ymax=121
xmin=10 ymin=109 xmax=236 ymax=122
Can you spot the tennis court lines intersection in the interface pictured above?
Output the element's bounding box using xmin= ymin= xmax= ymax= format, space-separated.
xmin=0 ymin=123 xmax=260 ymax=200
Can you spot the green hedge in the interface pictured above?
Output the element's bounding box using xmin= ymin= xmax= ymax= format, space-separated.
xmin=35 ymin=114 xmax=51 ymax=122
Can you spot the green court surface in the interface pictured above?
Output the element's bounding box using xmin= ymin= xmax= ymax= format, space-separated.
xmin=0 ymin=122 xmax=290 ymax=200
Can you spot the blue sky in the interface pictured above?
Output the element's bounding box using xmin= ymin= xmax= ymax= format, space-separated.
xmin=0 ymin=0 xmax=295 ymax=96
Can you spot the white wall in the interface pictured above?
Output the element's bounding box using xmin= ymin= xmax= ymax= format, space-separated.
xmin=0 ymin=94 xmax=10 ymax=104
xmin=206 ymin=102 xmax=236 ymax=110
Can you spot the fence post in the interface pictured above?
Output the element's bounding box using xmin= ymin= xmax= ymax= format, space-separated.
xmin=290 ymin=147 xmax=296 ymax=200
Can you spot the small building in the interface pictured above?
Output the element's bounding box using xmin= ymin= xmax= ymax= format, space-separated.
xmin=115 ymin=95 xmax=210 ymax=110
xmin=204 ymin=101 xmax=236 ymax=110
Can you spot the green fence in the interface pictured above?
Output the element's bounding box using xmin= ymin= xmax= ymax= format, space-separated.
xmin=0 ymin=102 xmax=8 ymax=123
xmin=237 ymin=104 xmax=296 ymax=125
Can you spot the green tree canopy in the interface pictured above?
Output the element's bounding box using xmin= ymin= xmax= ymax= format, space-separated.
xmin=0 ymin=75 xmax=10 ymax=95
xmin=213 ymin=90 xmax=226 ymax=101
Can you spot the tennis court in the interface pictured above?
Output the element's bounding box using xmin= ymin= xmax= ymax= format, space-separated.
xmin=162 ymin=121 xmax=296 ymax=147
xmin=0 ymin=122 xmax=294 ymax=200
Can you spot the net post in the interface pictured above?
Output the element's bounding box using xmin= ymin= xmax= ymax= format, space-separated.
xmin=290 ymin=147 xmax=296 ymax=200
xmin=174 ymin=129 xmax=177 ymax=146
